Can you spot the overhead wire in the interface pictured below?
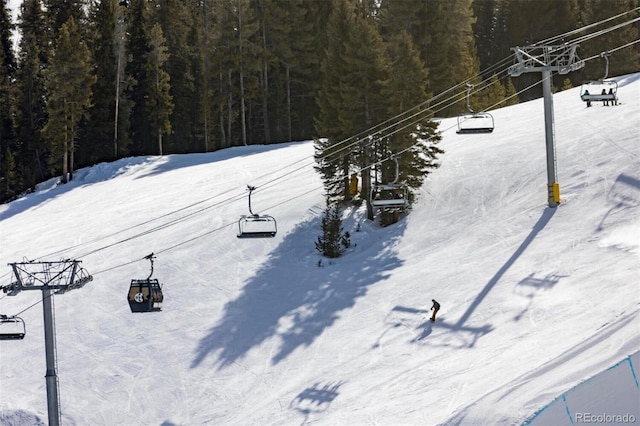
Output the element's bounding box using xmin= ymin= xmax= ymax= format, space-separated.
xmin=534 ymin=7 xmax=640 ymax=46
xmin=2 ymin=12 xmax=639 ymax=314
xmin=0 ymin=36 xmax=625 ymax=285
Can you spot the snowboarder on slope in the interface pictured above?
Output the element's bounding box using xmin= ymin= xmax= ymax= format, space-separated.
xmin=430 ymin=299 xmax=440 ymax=322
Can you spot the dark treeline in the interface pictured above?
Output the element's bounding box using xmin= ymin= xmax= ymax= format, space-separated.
xmin=0 ymin=0 xmax=638 ymax=203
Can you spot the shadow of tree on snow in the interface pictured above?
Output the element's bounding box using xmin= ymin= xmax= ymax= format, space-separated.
xmin=191 ymin=215 xmax=406 ymax=369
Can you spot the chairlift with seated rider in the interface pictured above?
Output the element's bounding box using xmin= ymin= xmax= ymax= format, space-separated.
xmin=237 ymin=185 xmax=277 ymax=238
xmin=457 ymin=83 xmax=495 ymax=134
xmin=370 ymin=154 xmax=409 ymax=211
xmin=127 ymin=253 xmax=164 ymax=313
xmin=0 ymin=314 xmax=26 ymax=340
xmin=580 ymin=52 xmax=618 ymax=106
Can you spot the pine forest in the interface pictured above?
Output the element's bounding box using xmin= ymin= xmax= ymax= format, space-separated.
xmin=0 ymin=0 xmax=638 ymax=205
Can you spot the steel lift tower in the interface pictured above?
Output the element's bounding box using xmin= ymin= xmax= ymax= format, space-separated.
xmin=4 ymin=260 xmax=93 ymax=426
xmin=509 ymin=44 xmax=584 ymax=207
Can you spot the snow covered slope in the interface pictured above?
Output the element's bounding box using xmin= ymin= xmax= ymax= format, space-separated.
xmin=1 ymin=74 xmax=639 ymax=425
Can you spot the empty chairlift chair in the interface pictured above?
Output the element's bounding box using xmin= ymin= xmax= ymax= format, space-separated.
xmin=580 ymin=52 xmax=618 ymax=107
xmin=457 ymin=83 xmax=495 ymax=134
xmin=0 ymin=314 xmax=26 ymax=340
xmin=237 ymin=185 xmax=277 ymax=238
xmin=370 ymin=154 xmax=409 ymax=212
xmin=127 ymin=253 xmax=164 ymax=313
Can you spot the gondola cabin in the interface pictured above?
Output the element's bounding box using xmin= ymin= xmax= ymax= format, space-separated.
xmin=371 ymin=184 xmax=409 ymax=210
xmin=456 ymin=112 xmax=495 ymax=134
xmin=0 ymin=315 xmax=26 ymax=340
xmin=128 ymin=279 xmax=163 ymax=313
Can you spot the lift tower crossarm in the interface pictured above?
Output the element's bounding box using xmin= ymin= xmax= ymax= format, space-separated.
xmin=509 ymin=44 xmax=584 ymax=76
xmin=5 ymin=259 xmax=92 ymax=426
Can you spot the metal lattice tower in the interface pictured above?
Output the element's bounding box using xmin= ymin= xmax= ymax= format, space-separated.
xmin=508 ymin=44 xmax=585 ymax=207
xmin=4 ymin=260 xmax=93 ymax=426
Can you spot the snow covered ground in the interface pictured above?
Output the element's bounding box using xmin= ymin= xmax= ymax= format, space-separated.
xmin=0 ymin=74 xmax=639 ymax=425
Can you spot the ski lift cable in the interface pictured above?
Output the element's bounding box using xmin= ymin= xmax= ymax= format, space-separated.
xmin=299 ymin=51 xmax=515 ymax=167
xmin=20 ymin=12 xmax=634 ymax=265
xmin=570 ymin=16 xmax=640 ymax=46
xmin=83 ymin=72 xmax=482 ymax=260
xmin=0 ymin=40 xmax=627 ymax=315
xmin=0 ymin=25 xmax=584 ymax=270
xmin=22 ymin=180 xmax=249 ymax=262
xmin=534 ymin=7 xmax=640 ymax=46
xmin=580 ymin=38 xmax=640 ymax=62
xmin=0 ymin=43 xmax=617 ymax=286
xmin=364 ymin=13 xmax=640 ymax=151
xmin=309 ymin=47 xmax=540 ymax=169
xmin=256 ymin=80 xmax=542 ymax=210
xmin=240 ymin=76 xmax=502 ymax=195
xmin=2 ymin=22 xmax=636 ymax=307
xmin=1 ymin=32 xmax=633 ymax=287
xmin=325 ymin=54 xmax=513 ymax=150
xmin=311 ymin=68 xmax=511 ymax=171
xmin=0 ymin=48 xmax=597 ymax=284
xmin=75 ymin=192 xmax=248 ymax=258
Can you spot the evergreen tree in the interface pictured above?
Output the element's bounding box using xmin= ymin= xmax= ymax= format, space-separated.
xmin=0 ymin=0 xmax=18 ymax=201
xmin=125 ymin=0 xmax=153 ymax=155
xmin=15 ymin=0 xmax=49 ymax=190
xmin=44 ymin=0 xmax=85 ymax=39
xmin=10 ymin=0 xmax=639 ymax=200
xmin=0 ymin=148 xmax=17 ymax=200
xmin=237 ymin=0 xmax=261 ymax=146
xmin=382 ymin=29 xmax=443 ymax=194
xmin=144 ymin=23 xmax=173 ymax=156
xmin=204 ymin=0 xmax=260 ymax=148
xmin=314 ymin=0 xmax=356 ymax=203
xmin=315 ymin=0 xmax=389 ymax=207
xmin=479 ymin=73 xmax=506 ymax=110
xmin=378 ymin=0 xmax=429 ymax=52
xmin=499 ymin=0 xmax=580 ymax=101
xmin=472 ymin=0 xmax=501 ymax=74
xmin=83 ymin=0 xmax=132 ymax=164
xmin=377 ymin=30 xmax=443 ymax=225
xmin=388 ymin=0 xmax=480 ymax=116
xmin=261 ymin=0 xmax=327 ymax=143
xmin=316 ymin=199 xmax=350 ymax=258
xmin=579 ymin=0 xmax=639 ymax=82
xmin=42 ymin=17 xmax=96 ymax=183
xmin=295 ymin=0 xmax=331 ymax=140
xmin=156 ymin=0 xmax=197 ymax=154
xmin=184 ymin=2 xmax=207 ymax=152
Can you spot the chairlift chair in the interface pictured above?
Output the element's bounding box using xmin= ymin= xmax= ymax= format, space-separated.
xmin=237 ymin=185 xmax=277 ymax=238
xmin=580 ymin=52 xmax=619 ymax=105
xmin=370 ymin=154 xmax=409 ymax=211
xmin=0 ymin=314 xmax=26 ymax=340
xmin=457 ymin=83 xmax=495 ymax=134
xmin=127 ymin=254 xmax=164 ymax=313
xmin=370 ymin=184 xmax=409 ymax=210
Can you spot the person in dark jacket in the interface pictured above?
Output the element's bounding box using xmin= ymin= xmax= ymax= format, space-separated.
xmin=608 ymin=88 xmax=617 ymax=105
xmin=430 ymin=299 xmax=440 ymax=322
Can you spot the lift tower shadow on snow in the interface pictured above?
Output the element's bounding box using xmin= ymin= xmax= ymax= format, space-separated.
xmin=509 ymin=43 xmax=584 ymax=207
xmin=405 ymin=207 xmax=556 ymax=347
xmin=3 ymin=260 xmax=93 ymax=426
